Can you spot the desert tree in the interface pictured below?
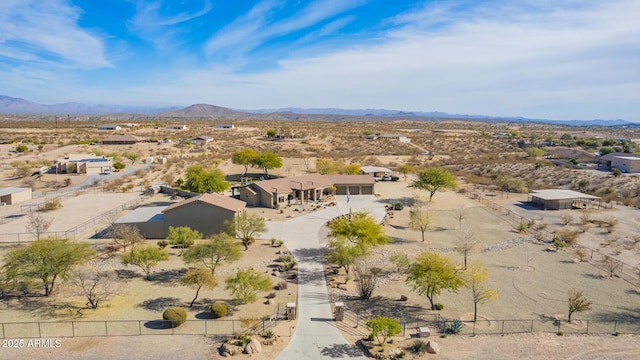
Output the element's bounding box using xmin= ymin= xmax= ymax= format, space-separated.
xmin=389 ymin=252 xmax=410 ymax=273
xmin=568 ymin=288 xmax=592 ymax=322
xmin=224 ymin=211 xmax=267 ymax=250
xmin=328 ymin=210 xmax=389 ymax=250
xmin=406 ymin=251 xmax=465 ymax=310
xmin=3 ymin=238 xmax=95 ymax=296
xmin=184 ymin=165 xmax=230 ymax=193
xmin=232 ymin=148 xmax=258 ymax=177
xmin=366 ymin=316 xmax=402 ymax=346
xmin=115 ymin=224 xmax=144 ymax=252
xmin=182 ymin=233 xmax=243 ymax=274
xmin=121 ymin=245 xmax=169 ymax=280
xmin=181 ymin=268 xmax=217 ymax=307
xmin=324 ymin=237 xmax=365 ymax=275
xmin=456 ymin=226 xmax=479 ymax=270
xmin=411 ymin=167 xmax=457 ymax=202
xmin=577 ymin=179 xmax=590 ymax=191
xmin=69 ymin=267 xmax=120 ymax=309
xmin=397 ymin=164 xmax=415 ymax=181
xmin=167 ymin=226 xmax=202 ymax=255
xmin=408 ymin=206 xmax=433 ymax=242
xmin=353 ymin=262 xmax=382 ymax=299
xmin=602 ymin=256 xmax=620 ymax=277
xmin=453 ymin=206 xmax=468 ymax=229
xmin=465 ymin=262 xmax=498 ymax=322
xmin=224 ymin=268 xmax=272 ymax=304
xmin=251 ymin=150 xmax=283 ymax=177
xmin=123 ymin=151 xmax=141 ymax=165
xmin=25 ymin=212 xmax=52 ymax=240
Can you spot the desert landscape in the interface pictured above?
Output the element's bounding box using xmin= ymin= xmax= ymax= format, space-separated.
xmin=1 ymin=118 xmax=640 ymax=359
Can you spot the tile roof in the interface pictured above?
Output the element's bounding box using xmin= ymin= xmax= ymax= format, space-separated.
xmin=251 ymin=174 xmax=333 ymax=193
xmin=327 ymin=174 xmax=376 ymax=185
xmin=163 ymin=193 xmax=246 ymax=213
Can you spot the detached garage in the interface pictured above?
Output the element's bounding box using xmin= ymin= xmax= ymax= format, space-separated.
xmin=328 ymin=175 xmax=376 ymax=195
xmin=0 ymin=187 xmax=32 ymax=205
xmin=529 ymin=189 xmax=599 ymax=210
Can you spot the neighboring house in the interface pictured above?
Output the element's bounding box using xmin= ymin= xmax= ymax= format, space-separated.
xmin=236 ymin=174 xmax=334 ymax=208
xmin=379 ymin=134 xmax=411 ymax=143
xmin=57 ymin=154 xmax=112 ymax=175
xmin=361 ymin=166 xmax=393 ymax=178
xmin=190 ymin=136 xmax=213 ymax=144
xmin=0 ymin=187 xmax=32 ymax=205
xmin=611 ymin=156 xmax=640 ymax=173
xmin=165 ymin=125 xmax=188 ymax=130
xmin=598 ymin=152 xmax=640 ymax=170
xmin=214 ymin=124 xmax=235 ymax=129
xmin=97 ymin=125 xmax=122 ymax=131
xmin=547 ymin=148 xmax=594 ymax=161
xmin=529 ymin=189 xmax=599 ymax=210
xmin=101 ymin=134 xmax=146 ymax=145
xmin=116 ymin=193 xmax=246 ymax=239
xmin=327 ymin=174 xmax=375 ymax=195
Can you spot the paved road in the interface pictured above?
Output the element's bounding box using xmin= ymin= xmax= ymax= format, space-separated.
xmin=263 ymin=195 xmax=387 ymax=360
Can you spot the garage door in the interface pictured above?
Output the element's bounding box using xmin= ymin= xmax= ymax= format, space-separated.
xmin=361 ymin=185 xmax=373 ymax=195
xmin=335 ymin=186 xmax=347 ymax=195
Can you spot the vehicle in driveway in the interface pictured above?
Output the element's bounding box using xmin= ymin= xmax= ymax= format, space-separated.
xmin=102 ymin=169 xmax=111 ymax=175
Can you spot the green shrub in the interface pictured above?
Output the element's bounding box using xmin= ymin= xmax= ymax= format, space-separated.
xmin=434 ymin=303 xmax=444 ymax=310
xmin=15 ymin=144 xmax=29 ymax=153
xmin=163 ymin=307 xmax=187 ymax=328
xmin=157 ymin=240 xmax=169 ymax=249
xmin=448 ymin=319 xmax=463 ymax=334
xmin=557 ymin=331 xmax=564 ymax=336
xmin=410 ymin=340 xmax=428 ymax=355
xmin=233 ymin=334 xmax=252 ymax=347
xmin=42 ymin=198 xmax=63 ymax=211
xmin=210 ymin=301 xmax=229 ymax=319
xmin=263 ymin=330 xmax=275 ymax=339
xmin=393 ymin=202 xmax=404 ymax=210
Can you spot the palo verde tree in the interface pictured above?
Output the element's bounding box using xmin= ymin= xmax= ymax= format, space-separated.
xmin=568 ymin=288 xmax=592 ymax=322
xmin=3 ymin=238 xmax=95 ymax=296
xmin=456 ymin=226 xmax=479 ymax=270
xmin=167 ymin=226 xmax=202 ymax=255
xmin=184 ymin=165 xmax=230 ymax=193
xmin=366 ymin=316 xmax=402 ymax=346
xmin=232 ymin=148 xmax=258 ymax=177
xmin=224 ymin=267 xmax=272 ymax=304
xmin=327 ymin=210 xmax=389 ymax=251
xmin=465 ymin=261 xmax=498 ymax=322
xmin=181 ymin=268 xmax=217 ymax=307
xmin=324 ymin=237 xmax=366 ymax=275
xmin=406 ymin=251 xmax=465 ymax=310
xmin=251 ymin=150 xmax=283 ymax=177
xmin=121 ymin=245 xmax=169 ymax=280
xmin=224 ymin=211 xmax=267 ymax=250
xmin=182 ymin=233 xmax=243 ymax=274
xmin=408 ymin=206 xmax=432 ymax=242
xmin=411 ymin=167 xmax=458 ymax=202
xmin=397 ymin=164 xmax=415 ymax=181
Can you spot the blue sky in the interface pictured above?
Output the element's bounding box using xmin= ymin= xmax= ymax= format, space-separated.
xmin=1 ymin=0 xmax=639 ymax=121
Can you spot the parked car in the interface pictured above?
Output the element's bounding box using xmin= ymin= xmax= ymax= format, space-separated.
xmin=102 ymin=169 xmax=111 ymax=175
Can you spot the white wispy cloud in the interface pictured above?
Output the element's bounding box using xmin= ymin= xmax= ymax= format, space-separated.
xmin=128 ymin=0 xmax=212 ymax=51
xmin=205 ymin=0 xmax=366 ymax=61
xmin=0 ymin=0 xmax=110 ymax=69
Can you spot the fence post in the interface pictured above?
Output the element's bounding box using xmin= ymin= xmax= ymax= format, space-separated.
xmin=557 ymin=322 xmax=561 ymax=334
xmin=139 ymin=320 xmax=142 ymax=335
xmin=530 ymin=320 xmax=533 ymax=332
xmin=473 ymin=321 xmax=476 ymax=335
xmin=38 ymin=322 xmax=41 ymax=338
xmin=105 ymin=321 xmax=108 ymax=336
xmin=501 ymin=320 xmax=504 ymax=334
xmin=585 ymin=320 xmax=589 ymax=334
xmin=205 ymin=320 xmax=208 ymax=335
xmin=72 ymin=321 xmax=75 ymax=337
xmin=614 ymin=321 xmax=618 ymax=334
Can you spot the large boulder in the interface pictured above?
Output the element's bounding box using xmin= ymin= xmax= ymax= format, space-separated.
xmin=426 ymin=340 xmax=440 ymax=354
xmin=244 ymin=338 xmax=263 ymax=354
xmin=219 ymin=343 xmax=243 ymax=357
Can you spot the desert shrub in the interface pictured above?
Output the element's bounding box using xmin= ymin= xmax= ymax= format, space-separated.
xmin=410 ymin=340 xmax=428 ymax=355
xmin=274 ymin=281 xmax=288 ymax=290
xmin=434 ymin=303 xmax=444 ymax=310
xmin=579 ymin=212 xmax=591 ymax=225
xmin=265 ymin=292 xmax=276 ymax=299
xmin=163 ymin=307 xmax=187 ymax=328
xmin=514 ymin=221 xmax=528 ymax=233
xmin=560 ymin=212 xmax=575 ymax=225
xmin=393 ymin=202 xmax=404 ymax=210
xmin=603 ymin=216 xmax=618 ymax=233
xmin=557 ymin=331 xmax=564 ymax=336
xmin=448 ymin=319 xmax=464 ymax=334
xmin=42 ymin=198 xmax=63 ymax=211
xmin=232 ymin=334 xmax=252 ymax=347
xmin=263 ymin=330 xmax=275 ymax=339
xmin=575 ymin=248 xmax=588 ymax=262
xmin=157 ymin=240 xmax=169 ymax=249
xmin=555 ymin=229 xmax=579 ymax=247
xmin=553 ymin=237 xmax=567 ymax=249
xmin=15 ymin=144 xmax=29 ymax=152
xmin=210 ymin=301 xmax=229 ymax=319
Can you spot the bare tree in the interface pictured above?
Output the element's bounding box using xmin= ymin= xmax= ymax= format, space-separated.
xmin=116 ymin=224 xmax=144 ymax=252
xmin=568 ymin=288 xmax=592 ymax=322
xmin=26 ymin=212 xmax=52 ymax=240
xmin=453 ymin=206 xmax=467 ymax=230
xmin=560 ymin=212 xmax=575 ymax=226
xmin=70 ymin=268 xmax=120 ymax=309
xmin=353 ymin=262 xmax=382 ymax=300
xmin=455 ymin=226 xmax=478 ymax=270
xmin=602 ymin=256 xmax=620 ymax=277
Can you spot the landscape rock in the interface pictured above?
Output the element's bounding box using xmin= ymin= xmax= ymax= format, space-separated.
xmin=243 ymin=338 xmax=263 ymax=354
xmin=426 ymin=341 xmax=440 ymax=354
xmin=400 ymin=295 xmax=408 ymax=301
xmin=219 ymin=342 xmax=243 ymax=357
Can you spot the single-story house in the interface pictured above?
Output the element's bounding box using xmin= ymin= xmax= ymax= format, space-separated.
xmin=190 ymin=136 xmax=213 ymax=144
xmin=165 ymin=125 xmax=188 ymax=130
xmin=116 ymin=193 xmax=246 ymax=239
xmin=361 ymin=166 xmax=393 ymax=178
xmin=236 ymin=174 xmax=334 ymax=208
xmin=57 ymin=154 xmax=112 ymax=175
xmin=597 ymin=152 xmax=640 ymax=168
xmin=546 ymin=148 xmax=594 ymax=160
xmin=379 ymin=134 xmax=411 ymax=143
xmin=101 ymin=134 xmax=146 ymax=145
xmin=529 ymin=189 xmax=599 ymax=210
xmin=97 ymin=125 xmax=122 ymax=131
xmin=611 ymin=156 xmax=640 ymax=173
xmin=0 ymin=187 xmax=32 ymax=205
xmin=327 ymin=175 xmax=376 ymax=195
xmin=214 ymin=124 xmax=235 ymax=129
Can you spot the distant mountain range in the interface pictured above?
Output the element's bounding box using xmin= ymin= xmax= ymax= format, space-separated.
xmin=0 ymin=94 xmax=635 ymax=127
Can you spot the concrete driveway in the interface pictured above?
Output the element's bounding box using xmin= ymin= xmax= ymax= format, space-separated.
xmin=263 ymin=195 xmax=386 ymax=360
